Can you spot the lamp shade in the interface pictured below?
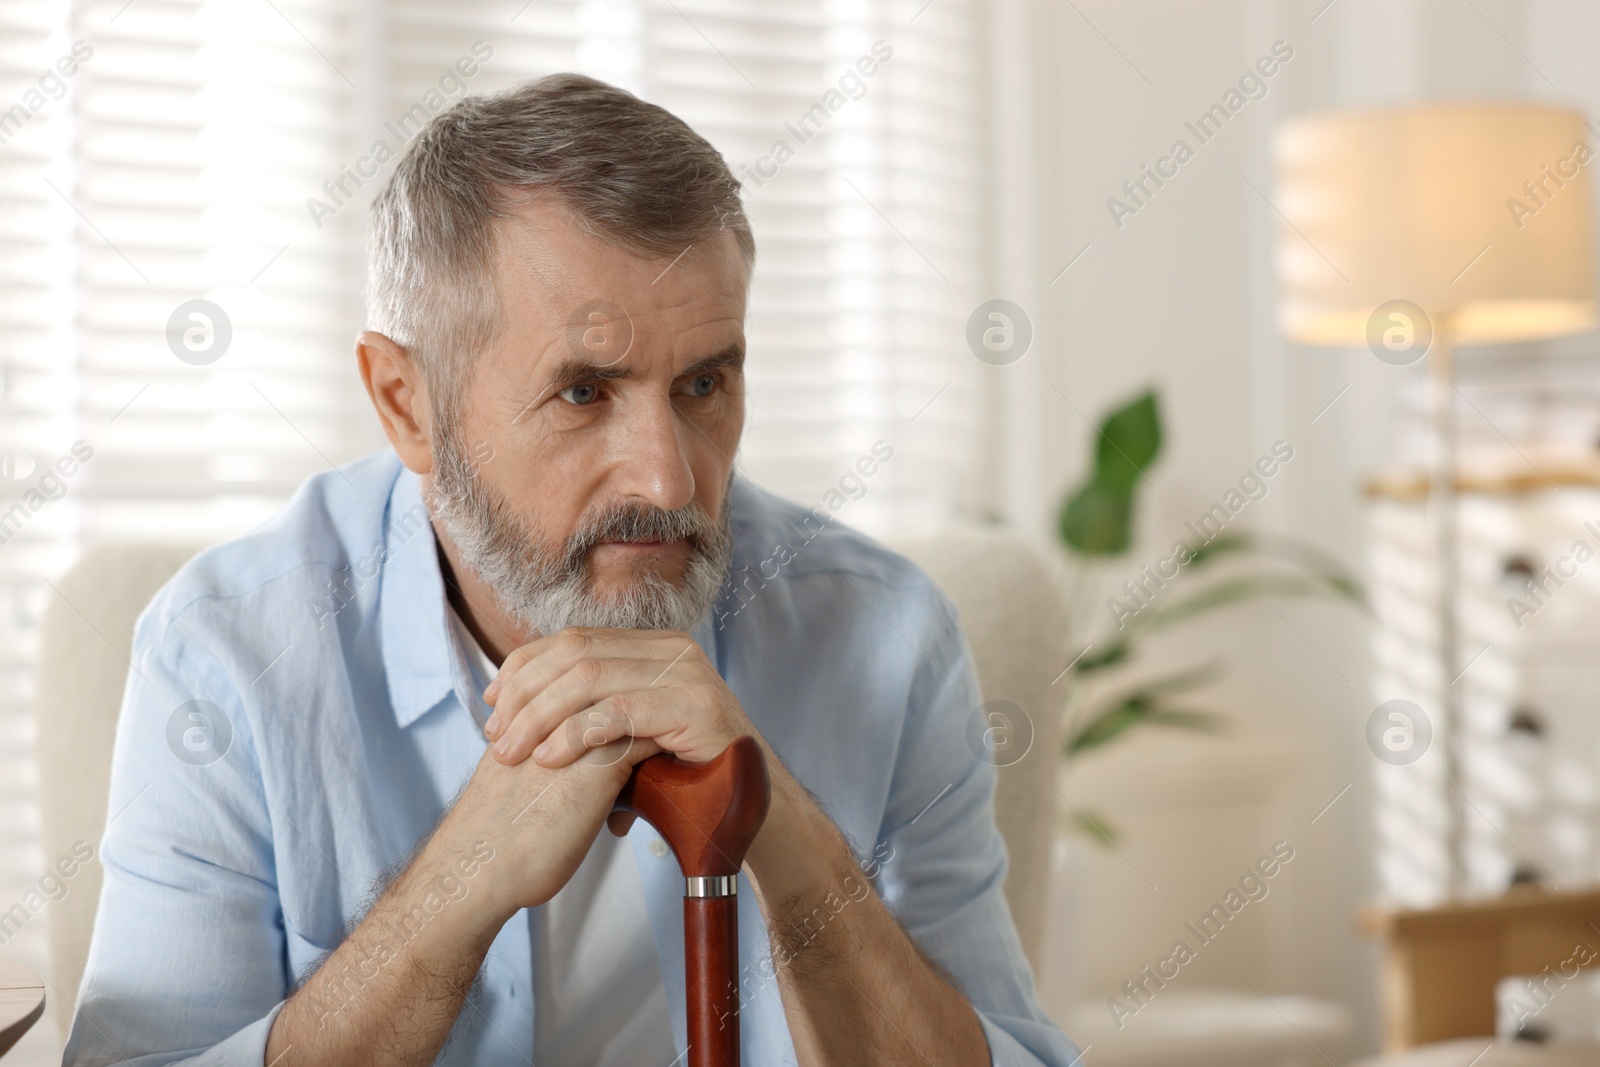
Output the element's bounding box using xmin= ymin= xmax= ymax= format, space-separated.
xmin=1274 ymin=102 xmax=1597 ymax=346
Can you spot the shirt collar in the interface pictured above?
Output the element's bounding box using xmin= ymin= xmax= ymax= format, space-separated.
xmin=379 ymin=464 xmax=460 ymax=729
xmin=379 ymin=462 xmax=730 ymax=731
xmin=446 ymin=602 xmax=497 ymax=734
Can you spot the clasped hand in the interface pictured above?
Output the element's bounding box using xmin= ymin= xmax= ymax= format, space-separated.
xmin=483 ymin=625 xmax=754 ymax=771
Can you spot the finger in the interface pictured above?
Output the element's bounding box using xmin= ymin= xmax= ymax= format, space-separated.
xmin=486 ymin=631 xmax=602 ymax=740
xmin=485 ymin=627 xmax=682 ymax=702
xmin=484 ymin=628 xmax=687 ymax=735
xmin=493 ymin=655 xmax=698 ymax=763
xmin=607 ymin=811 xmax=637 ymax=837
xmin=484 ymin=630 xmax=596 ymax=734
xmin=533 ymin=688 xmax=726 ymax=768
xmin=622 ymin=735 xmax=664 ymax=764
xmin=529 ymin=695 xmax=642 ymax=768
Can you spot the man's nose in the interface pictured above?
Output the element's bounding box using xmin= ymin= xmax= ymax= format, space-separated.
xmin=613 ymin=396 xmax=697 ymax=512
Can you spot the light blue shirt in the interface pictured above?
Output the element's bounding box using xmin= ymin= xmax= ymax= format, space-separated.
xmin=63 ymin=449 xmax=1079 ymax=1066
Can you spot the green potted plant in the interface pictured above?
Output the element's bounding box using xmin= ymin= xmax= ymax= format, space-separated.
xmin=1056 ymin=388 xmax=1365 ymax=841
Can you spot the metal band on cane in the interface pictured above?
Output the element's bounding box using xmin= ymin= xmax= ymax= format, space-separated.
xmin=685 ymin=875 xmax=739 ymax=898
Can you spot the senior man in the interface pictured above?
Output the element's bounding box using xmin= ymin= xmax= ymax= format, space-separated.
xmin=64 ymin=74 xmax=1076 ymax=1067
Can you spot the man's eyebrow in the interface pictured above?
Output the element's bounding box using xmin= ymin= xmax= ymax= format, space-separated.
xmin=543 ymin=344 xmax=744 ymax=392
xmin=680 ymin=344 xmax=744 ymax=379
xmin=544 ymin=358 xmax=632 ymax=393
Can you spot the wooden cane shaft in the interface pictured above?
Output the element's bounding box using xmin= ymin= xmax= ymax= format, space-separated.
xmin=685 ymin=894 xmax=740 ymax=1067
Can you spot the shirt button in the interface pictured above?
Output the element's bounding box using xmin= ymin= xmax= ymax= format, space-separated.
xmin=649 ymin=837 xmax=669 ymax=858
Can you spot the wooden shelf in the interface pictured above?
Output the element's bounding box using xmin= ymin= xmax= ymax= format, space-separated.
xmin=1365 ymin=455 xmax=1600 ymax=500
xmin=1358 ymin=884 xmax=1600 ymax=1050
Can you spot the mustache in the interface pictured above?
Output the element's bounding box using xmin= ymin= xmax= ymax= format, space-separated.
xmin=564 ymin=499 xmax=724 ymax=567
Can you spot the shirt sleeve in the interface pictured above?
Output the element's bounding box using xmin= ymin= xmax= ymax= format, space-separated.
xmin=63 ymin=603 xmax=290 ymax=1067
xmin=872 ymin=581 xmax=1082 ymax=1067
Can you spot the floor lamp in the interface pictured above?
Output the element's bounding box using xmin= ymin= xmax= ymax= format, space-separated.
xmin=1273 ymin=102 xmax=1597 ymax=896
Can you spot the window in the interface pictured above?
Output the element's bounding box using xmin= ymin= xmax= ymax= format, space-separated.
xmin=0 ymin=0 xmax=996 ymax=1056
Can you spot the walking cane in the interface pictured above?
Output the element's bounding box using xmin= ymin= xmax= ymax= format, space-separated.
xmin=613 ymin=735 xmax=770 ymax=1067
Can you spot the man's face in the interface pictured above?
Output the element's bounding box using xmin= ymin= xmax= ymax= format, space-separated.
xmin=424 ymin=194 xmax=747 ymax=636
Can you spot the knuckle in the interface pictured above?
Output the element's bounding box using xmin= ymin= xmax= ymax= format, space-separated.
xmin=500 ymin=650 xmax=533 ymax=683
xmin=597 ymin=696 xmax=632 ymax=733
xmin=498 ymin=686 xmax=530 ymax=717
xmin=495 ymin=677 xmax=523 ymax=708
xmin=503 ymin=712 xmax=534 ymax=744
xmin=561 ymin=713 xmax=589 ymax=745
xmin=505 ymin=662 xmax=542 ymax=700
xmin=580 ymin=710 xmax=614 ymax=747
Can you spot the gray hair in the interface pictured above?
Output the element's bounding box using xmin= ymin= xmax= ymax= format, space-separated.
xmin=365 ymin=72 xmax=754 ymax=420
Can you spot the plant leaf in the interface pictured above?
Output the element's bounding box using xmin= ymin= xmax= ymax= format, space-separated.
xmin=1066 ymin=701 xmax=1223 ymax=755
xmin=1093 ymin=390 xmax=1162 ymax=491
xmin=1070 ymin=641 xmax=1130 ymax=675
xmin=1182 ymin=531 xmax=1365 ymax=607
xmin=1071 ymin=663 xmax=1219 ymax=710
xmin=1059 ymin=481 xmax=1134 ymax=556
xmin=1065 ymin=665 xmax=1225 ymax=754
xmin=1139 ymin=709 xmax=1224 ymax=732
xmin=1069 ymin=807 xmax=1119 ymax=846
xmin=1057 ymin=389 xmax=1163 ymax=558
xmin=1067 ymin=701 xmax=1147 ymax=754
xmin=1126 ymin=572 xmax=1354 ymax=636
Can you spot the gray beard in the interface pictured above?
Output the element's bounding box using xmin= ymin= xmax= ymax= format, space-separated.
xmin=424 ymin=432 xmax=733 ymax=636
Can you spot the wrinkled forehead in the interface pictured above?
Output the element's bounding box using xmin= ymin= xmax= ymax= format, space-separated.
xmin=487 ymin=192 xmax=747 ymax=319
xmin=480 ymin=198 xmax=748 ymax=386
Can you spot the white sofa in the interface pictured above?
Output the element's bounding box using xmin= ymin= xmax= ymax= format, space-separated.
xmin=33 ymin=531 xmax=1070 ymax=1036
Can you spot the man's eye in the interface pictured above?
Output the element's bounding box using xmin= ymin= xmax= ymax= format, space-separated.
xmin=559 ymin=383 xmax=600 ymax=405
xmin=687 ymin=373 xmax=718 ymax=398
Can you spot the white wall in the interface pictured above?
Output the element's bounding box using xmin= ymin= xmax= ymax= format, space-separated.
xmin=997 ymin=0 xmax=1600 ymax=1057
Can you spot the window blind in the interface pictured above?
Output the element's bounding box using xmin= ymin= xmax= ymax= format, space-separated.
xmin=0 ymin=6 xmax=77 ymax=1053
xmin=0 ymin=1 xmax=994 ymax=1059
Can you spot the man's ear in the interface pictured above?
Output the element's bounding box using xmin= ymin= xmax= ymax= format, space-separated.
xmin=357 ymin=330 xmax=434 ymax=474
